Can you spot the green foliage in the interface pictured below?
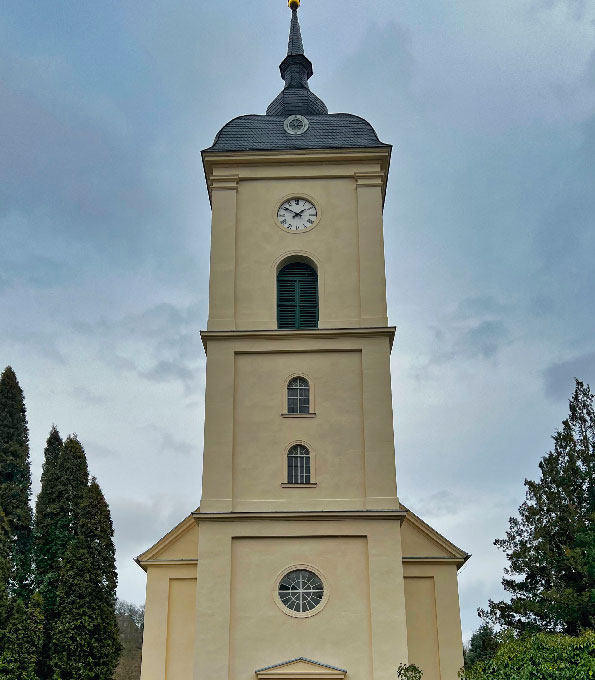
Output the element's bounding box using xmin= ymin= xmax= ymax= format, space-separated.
xmin=33 ymin=433 xmax=88 ymax=614
xmin=0 ymin=593 xmax=44 ymax=680
xmin=465 ymin=624 xmax=500 ymax=668
xmin=34 ymin=428 xmax=89 ymax=679
xmin=51 ymin=479 xmax=121 ymax=680
xmin=33 ymin=427 xmax=65 ymax=609
xmin=397 ymin=663 xmax=423 ymax=680
xmin=0 ymin=508 xmax=11 ymax=643
xmin=482 ymin=379 xmax=595 ymax=634
xmin=0 ymin=366 xmax=33 ymax=598
xmin=460 ymin=630 xmax=595 ymax=679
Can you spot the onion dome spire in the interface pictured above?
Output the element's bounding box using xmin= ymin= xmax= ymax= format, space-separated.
xmin=266 ymin=1 xmax=328 ymax=116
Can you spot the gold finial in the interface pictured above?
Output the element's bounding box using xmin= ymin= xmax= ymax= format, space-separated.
xmin=288 ymin=0 xmax=300 ymax=9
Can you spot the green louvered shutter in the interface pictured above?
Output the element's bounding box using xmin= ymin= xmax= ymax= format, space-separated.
xmin=277 ymin=262 xmax=318 ymax=329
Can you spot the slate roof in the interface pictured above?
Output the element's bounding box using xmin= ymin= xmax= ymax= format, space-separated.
xmin=206 ymin=113 xmax=389 ymax=153
xmin=286 ymin=7 xmax=305 ymax=57
xmin=204 ymin=6 xmax=389 ymax=154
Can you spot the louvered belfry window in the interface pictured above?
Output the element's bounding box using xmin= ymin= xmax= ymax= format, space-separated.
xmin=287 ymin=445 xmax=311 ymax=484
xmin=277 ymin=262 xmax=318 ymax=329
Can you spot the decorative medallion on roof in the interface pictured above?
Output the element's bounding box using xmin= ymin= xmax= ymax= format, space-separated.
xmin=266 ymin=1 xmax=328 ymax=116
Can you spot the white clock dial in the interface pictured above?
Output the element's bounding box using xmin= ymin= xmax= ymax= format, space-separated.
xmin=277 ymin=198 xmax=318 ymax=232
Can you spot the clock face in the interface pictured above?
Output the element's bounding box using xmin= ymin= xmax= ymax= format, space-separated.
xmin=277 ymin=198 xmax=318 ymax=233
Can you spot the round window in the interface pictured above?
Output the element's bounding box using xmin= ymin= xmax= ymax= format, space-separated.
xmin=278 ymin=569 xmax=324 ymax=614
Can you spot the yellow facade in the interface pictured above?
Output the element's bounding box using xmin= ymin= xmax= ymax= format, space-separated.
xmin=138 ymin=7 xmax=468 ymax=680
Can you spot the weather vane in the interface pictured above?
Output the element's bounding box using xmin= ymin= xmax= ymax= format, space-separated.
xmin=288 ymin=0 xmax=300 ymax=9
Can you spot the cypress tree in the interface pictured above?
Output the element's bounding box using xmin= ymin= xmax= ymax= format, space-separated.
xmin=51 ymin=479 xmax=121 ymax=680
xmin=0 ymin=366 xmax=33 ymax=598
xmin=482 ymin=379 xmax=595 ymax=634
xmin=33 ymin=431 xmax=89 ymax=680
xmin=0 ymin=508 xmax=11 ymax=647
xmin=0 ymin=593 xmax=44 ymax=680
xmin=34 ymin=427 xmax=65 ymax=608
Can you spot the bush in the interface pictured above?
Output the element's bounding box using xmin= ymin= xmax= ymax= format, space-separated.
xmin=460 ymin=630 xmax=595 ymax=679
xmin=397 ymin=663 xmax=423 ymax=680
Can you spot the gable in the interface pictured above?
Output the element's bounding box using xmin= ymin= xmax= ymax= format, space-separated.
xmin=136 ymin=513 xmax=198 ymax=568
xmin=401 ymin=520 xmax=452 ymax=558
xmin=256 ymin=658 xmax=347 ymax=678
xmin=400 ymin=505 xmax=469 ymax=565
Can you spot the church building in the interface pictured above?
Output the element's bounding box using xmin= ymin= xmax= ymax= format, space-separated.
xmin=137 ymin=3 xmax=469 ymax=678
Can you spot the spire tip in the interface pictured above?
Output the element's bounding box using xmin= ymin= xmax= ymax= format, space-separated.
xmin=288 ymin=0 xmax=300 ymax=9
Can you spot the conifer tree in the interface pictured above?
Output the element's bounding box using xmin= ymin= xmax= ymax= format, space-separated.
xmin=34 ymin=431 xmax=89 ymax=679
xmin=0 ymin=508 xmax=11 ymax=646
xmin=482 ymin=379 xmax=595 ymax=634
xmin=51 ymin=479 xmax=121 ymax=680
xmin=0 ymin=593 xmax=44 ymax=680
xmin=0 ymin=366 xmax=33 ymax=598
xmin=464 ymin=623 xmax=499 ymax=669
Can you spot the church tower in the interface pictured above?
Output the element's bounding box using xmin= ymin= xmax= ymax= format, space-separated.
xmin=137 ymin=4 xmax=469 ymax=679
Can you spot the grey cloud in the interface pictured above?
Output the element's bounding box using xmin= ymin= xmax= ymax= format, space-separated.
xmin=96 ymin=347 xmax=138 ymax=373
xmin=141 ymin=360 xmax=195 ymax=388
xmin=78 ymin=302 xmax=205 ymax=392
xmin=405 ymin=490 xmax=462 ymax=517
xmin=71 ymin=385 xmax=107 ymax=406
xmin=161 ymin=432 xmax=194 ymax=458
xmin=0 ymin=50 xmax=156 ymax=242
xmin=453 ymin=296 xmax=508 ymax=321
xmin=0 ymin=256 xmax=72 ymax=289
xmin=457 ymin=320 xmax=510 ymax=360
xmin=428 ymin=318 xmax=511 ymax=367
xmin=9 ymin=330 xmax=66 ymax=365
xmin=543 ymin=352 xmax=595 ymax=400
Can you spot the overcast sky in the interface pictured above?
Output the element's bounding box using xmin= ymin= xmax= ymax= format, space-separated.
xmin=1 ymin=0 xmax=594 ymax=640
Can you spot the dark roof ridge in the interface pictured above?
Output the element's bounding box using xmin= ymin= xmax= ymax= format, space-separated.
xmin=204 ymin=113 xmax=390 ymax=154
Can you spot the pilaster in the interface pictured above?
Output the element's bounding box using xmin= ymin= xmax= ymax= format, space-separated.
xmin=208 ymin=175 xmax=239 ymax=331
xmin=356 ymin=173 xmax=389 ymax=328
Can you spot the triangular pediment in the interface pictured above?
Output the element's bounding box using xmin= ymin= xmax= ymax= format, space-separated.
xmin=399 ymin=504 xmax=470 ymax=567
xmin=255 ymin=657 xmax=347 ymax=678
xmin=135 ymin=512 xmax=199 ymax=569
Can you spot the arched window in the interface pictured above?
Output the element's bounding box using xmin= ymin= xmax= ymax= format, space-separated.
xmin=277 ymin=262 xmax=318 ymax=330
xmin=287 ymin=445 xmax=311 ymax=484
xmin=287 ymin=377 xmax=310 ymax=414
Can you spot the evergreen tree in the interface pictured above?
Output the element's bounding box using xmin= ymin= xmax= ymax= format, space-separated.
xmin=0 ymin=508 xmax=11 ymax=646
xmin=51 ymin=479 xmax=121 ymax=680
xmin=464 ymin=623 xmax=499 ymax=669
xmin=34 ymin=431 xmax=89 ymax=679
xmin=0 ymin=366 xmax=33 ymax=597
xmin=0 ymin=593 xmax=44 ymax=680
xmin=34 ymin=427 xmax=64 ymax=608
xmin=481 ymin=379 xmax=595 ymax=634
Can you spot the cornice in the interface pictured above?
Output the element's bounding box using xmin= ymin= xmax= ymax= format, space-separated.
xmin=202 ymin=146 xmax=391 ymax=167
xmin=135 ymin=558 xmax=198 ymax=572
xmin=402 ymin=556 xmax=470 ymax=566
xmin=192 ymin=509 xmax=406 ymax=523
xmin=202 ymin=147 xmax=391 ymax=205
xmin=200 ymin=326 xmax=396 ymax=353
